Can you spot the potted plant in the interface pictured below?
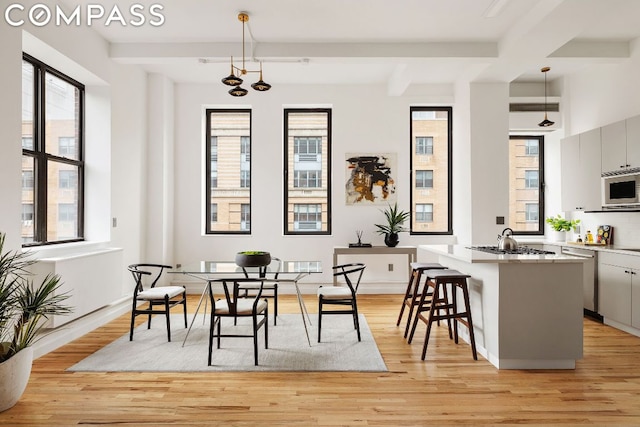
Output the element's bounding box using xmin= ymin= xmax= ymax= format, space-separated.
xmin=0 ymin=232 xmax=71 ymax=412
xmin=545 ymin=215 xmax=580 ymax=242
xmin=374 ymin=203 xmax=410 ymax=247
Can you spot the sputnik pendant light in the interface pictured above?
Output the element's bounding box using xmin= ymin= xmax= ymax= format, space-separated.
xmin=538 ymin=66 xmax=555 ymax=127
xmin=221 ymin=12 xmax=271 ymax=96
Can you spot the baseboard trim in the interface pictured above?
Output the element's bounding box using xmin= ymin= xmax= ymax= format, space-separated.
xmin=33 ymin=296 xmax=130 ymax=359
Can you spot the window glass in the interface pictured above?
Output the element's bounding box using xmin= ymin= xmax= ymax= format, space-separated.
xmin=416 ymin=203 xmax=433 ymax=223
xmin=210 ymin=203 xmax=217 ymax=222
xmin=21 ymin=61 xmax=34 ymax=151
xmin=415 ymin=170 xmax=434 ymax=188
xmin=410 ymin=107 xmax=452 ymax=234
xmin=22 ymin=55 xmax=84 ymax=246
xmin=47 ymin=162 xmax=80 ymax=241
xmin=284 ymin=109 xmax=331 ymax=235
xmin=293 ymin=204 xmax=322 ymax=231
xmin=508 ymin=136 xmax=544 ymax=234
xmin=416 ymin=136 xmax=434 ymax=155
xmin=205 ymin=110 xmax=251 ymax=234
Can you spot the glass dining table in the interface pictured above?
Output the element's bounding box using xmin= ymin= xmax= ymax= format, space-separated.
xmin=171 ymin=260 xmax=322 ymax=346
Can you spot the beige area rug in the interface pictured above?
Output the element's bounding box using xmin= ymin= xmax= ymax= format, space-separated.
xmin=68 ymin=314 xmax=387 ymax=372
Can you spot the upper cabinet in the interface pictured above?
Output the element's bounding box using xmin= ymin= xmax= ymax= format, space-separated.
xmin=626 ymin=115 xmax=640 ymax=170
xmin=561 ymin=128 xmax=602 ymax=212
xmin=601 ymin=115 xmax=640 ymax=174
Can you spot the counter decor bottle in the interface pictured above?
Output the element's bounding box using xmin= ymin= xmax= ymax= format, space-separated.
xmin=586 ymin=230 xmax=594 ymax=243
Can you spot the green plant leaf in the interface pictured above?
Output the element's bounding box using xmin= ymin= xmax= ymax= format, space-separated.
xmin=374 ymin=203 xmax=410 ymax=235
xmin=0 ymin=232 xmax=72 ymax=362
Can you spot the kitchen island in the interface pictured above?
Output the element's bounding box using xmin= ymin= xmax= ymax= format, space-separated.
xmin=419 ymin=245 xmax=587 ymax=369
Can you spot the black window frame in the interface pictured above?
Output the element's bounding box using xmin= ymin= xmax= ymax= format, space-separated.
xmin=509 ymin=135 xmax=545 ymax=236
xmin=22 ymin=53 xmax=85 ymax=247
xmin=204 ymin=108 xmax=252 ymax=235
xmin=409 ymin=106 xmax=453 ymax=235
xmin=283 ymin=108 xmax=332 ymax=236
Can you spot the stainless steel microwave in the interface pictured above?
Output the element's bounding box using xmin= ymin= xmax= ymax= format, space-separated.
xmin=602 ymin=172 xmax=640 ymax=208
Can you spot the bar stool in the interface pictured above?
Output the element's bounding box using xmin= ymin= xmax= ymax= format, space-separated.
xmin=410 ymin=269 xmax=478 ymax=361
xmin=397 ymin=262 xmax=447 ymax=338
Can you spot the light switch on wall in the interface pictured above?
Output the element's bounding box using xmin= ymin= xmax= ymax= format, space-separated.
xmin=496 ymin=216 xmax=505 ymax=225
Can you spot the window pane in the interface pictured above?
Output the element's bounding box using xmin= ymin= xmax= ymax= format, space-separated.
xmin=416 ymin=203 xmax=433 ymax=223
xmin=293 ymin=203 xmax=322 ymax=230
xmin=411 ymin=107 xmax=451 ymax=233
xmin=525 ymin=203 xmax=539 ymax=222
xmin=21 ymin=156 xmax=35 ymax=243
xmin=22 ymin=61 xmax=34 ymax=150
xmin=45 ymin=72 xmax=81 ymax=160
xmin=210 ymin=203 xmax=218 ymax=222
xmin=508 ymin=136 xmax=544 ymax=233
xmin=47 ymin=161 xmax=80 ymax=241
xmin=415 ymin=170 xmax=433 ymax=188
xmin=241 ymin=204 xmax=250 ymax=231
xmin=206 ymin=110 xmax=251 ymax=233
xmin=58 ymin=137 xmax=78 ymax=159
xmin=416 ymin=136 xmax=434 ymax=155
xmin=284 ymin=109 xmax=331 ymax=235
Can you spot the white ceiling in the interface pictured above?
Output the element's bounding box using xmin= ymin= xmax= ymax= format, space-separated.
xmin=62 ymin=0 xmax=640 ymax=90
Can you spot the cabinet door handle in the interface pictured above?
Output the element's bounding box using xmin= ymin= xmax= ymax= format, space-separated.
xmin=624 ymin=270 xmax=630 ymax=274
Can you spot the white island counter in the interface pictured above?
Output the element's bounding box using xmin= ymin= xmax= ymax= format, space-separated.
xmin=419 ymin=245 xmax=586 ymax=369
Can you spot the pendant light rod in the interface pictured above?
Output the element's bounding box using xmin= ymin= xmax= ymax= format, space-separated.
xmin=538 ymin=66 xmax=555 ymax=127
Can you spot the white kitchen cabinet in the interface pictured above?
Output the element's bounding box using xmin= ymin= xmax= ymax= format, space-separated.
xmin=598 ymin=252 xmax=640 ymax=328
xmin=601 ymin=115 xmax=640 ymax=173
xmin=561 ymin=129 xmax=602 ymax=211
xmin=626 ymin=115 xmax=640 ymax=170
xmin=601 ymin=120 xmax=627 ymax=173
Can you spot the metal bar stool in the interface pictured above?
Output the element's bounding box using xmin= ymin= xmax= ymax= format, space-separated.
xmin=397 ymin=262 xmax=447 ymax=338
xmin=411 ymin=269 xmax=478 ymax=361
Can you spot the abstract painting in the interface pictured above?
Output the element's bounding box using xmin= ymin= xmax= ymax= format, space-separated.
xmin=345 ymin=153 xmax=397 ymax=205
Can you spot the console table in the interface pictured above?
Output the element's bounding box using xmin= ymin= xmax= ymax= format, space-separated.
xmin=332 ymin=246 xmax=417 ymax=285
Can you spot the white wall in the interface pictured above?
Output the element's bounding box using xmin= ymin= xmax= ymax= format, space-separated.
xmin=469 ymin=82 xmax=510 ymax=245
xmin=171 ymin=84 xmax=460 ymax=285
xmin=0 ymin=21 xmax=23 ymax=250
xmin=0 ymin=13 xmax=149 ymax=298
xmin=109 ymin=62 xmax=149 ymax=293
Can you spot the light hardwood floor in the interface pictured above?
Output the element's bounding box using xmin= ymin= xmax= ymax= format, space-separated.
xmin=2 ymin=294 xmax=640 ymax=426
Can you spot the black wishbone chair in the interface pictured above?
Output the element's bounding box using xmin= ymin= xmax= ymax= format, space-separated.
xmin=207 ymin=278 xmax=269 ymax=366
xmin=238 ymin=257 xmax=281 ymax=325
xmin=128 ymin=263 xmax=187 ymax=342
xmin=317 ymin=263 xmax=366 ymax=343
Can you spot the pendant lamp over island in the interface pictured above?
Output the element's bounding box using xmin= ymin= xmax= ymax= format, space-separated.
xmin=538 ymin=66 xmax=555 ymax=127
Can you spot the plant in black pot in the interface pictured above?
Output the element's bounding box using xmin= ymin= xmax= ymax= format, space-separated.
xmin=374 ymin=203 xmax=410 ymax=247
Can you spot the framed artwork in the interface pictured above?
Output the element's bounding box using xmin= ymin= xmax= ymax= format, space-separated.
xmin=345 ymin=153 xmax=397 ymax=205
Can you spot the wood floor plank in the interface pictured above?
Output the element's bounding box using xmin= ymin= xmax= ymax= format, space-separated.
xmin=2 ymin=295 xmax=640 ymax=425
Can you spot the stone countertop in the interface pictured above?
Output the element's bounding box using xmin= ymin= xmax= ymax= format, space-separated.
xmin=419 ymin=245 xmax=590 ymax=264
xmin=521 ymin=240 xmax=640 ymax=257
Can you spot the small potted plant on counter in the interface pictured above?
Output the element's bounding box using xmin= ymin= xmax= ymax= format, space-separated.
xmin=545 ymin=215 xmax=580 ymax=242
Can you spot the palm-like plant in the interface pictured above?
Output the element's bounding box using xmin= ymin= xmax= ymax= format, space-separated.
xmin=374 ymin=203 xmax=410 ymax=235
xmin=0 ymin=232 xmax=71 ymax=363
